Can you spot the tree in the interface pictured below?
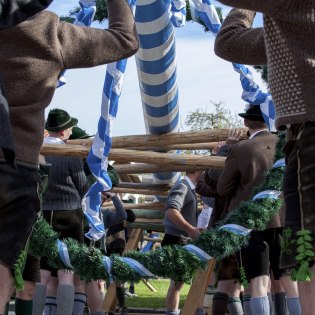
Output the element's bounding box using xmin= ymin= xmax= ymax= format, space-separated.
xmin=185 ymin=101 xmax=242 ymax=131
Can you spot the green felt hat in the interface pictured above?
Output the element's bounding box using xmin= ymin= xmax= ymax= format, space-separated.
xmin=45 ymin=108 xmax=78 ymax=131
xmin=69 ymin=126 xmax=94 ymax=140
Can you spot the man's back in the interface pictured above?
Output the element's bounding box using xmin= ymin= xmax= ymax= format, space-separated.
xmin=0 ymin=1 xmax=138 ymax=165
xmin=217 ymin=131 xmax=277 ymax=213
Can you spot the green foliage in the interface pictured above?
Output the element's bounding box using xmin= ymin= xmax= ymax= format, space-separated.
xmin=253 ymin=65 xmax=269 ymax=87
xmin=94 ymin=0 xmax=108 ymax=22
xmin=185 ymin=101 xmax=242 ymax=131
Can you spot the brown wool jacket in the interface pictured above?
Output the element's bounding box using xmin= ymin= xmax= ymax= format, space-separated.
xmin=217 ymin=131 xmax=281 ymax=229
xmin=0 ymin=0 xmax=139 ymax=165
xmin=214 ymin=1 xmax=315 ymax=129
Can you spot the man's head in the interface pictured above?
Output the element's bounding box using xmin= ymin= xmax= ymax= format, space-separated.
xmin=238 ymin=105 xmax=267 ymax=133
xmin=186 ymin=170 xmax=204 ymax=185
xmin=45 ymin=108 xmax=78 ymax=141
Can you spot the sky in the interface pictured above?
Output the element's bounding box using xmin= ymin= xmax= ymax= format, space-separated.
xmin=47 ymin=1 xmax=265 ymax=136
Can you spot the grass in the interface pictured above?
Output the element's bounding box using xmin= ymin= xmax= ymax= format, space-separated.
xmin=125 ymin=279 xmax=190 ymax=309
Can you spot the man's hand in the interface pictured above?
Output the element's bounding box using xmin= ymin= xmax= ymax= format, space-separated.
xmin=186 ymin=226 xmax=201 ymax=240
xmin=226 ymin=128 xmax=243 ymax=144
xmin=212 ymin=141 xmax=226 ymax=155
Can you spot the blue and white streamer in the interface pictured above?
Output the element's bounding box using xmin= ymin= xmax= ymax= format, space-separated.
xmin=189 ymin=0 xmax=221 ymax=33
xmin=252 ymin=190 xmax=281 ymax=201
xmin=273 ymin=158 xmax=286 ymax=168
xmin=57 ymin=240 xmax=74 ymax=269
xmin=170 ymin=0 xmax=187 ymax=27
xmin=120 ymin=257 xmax=155 ymax=277
xmin=219 ymin=224 xmax=252 ymax=236
xmin=56 ymin=1 xmax=96 ymax=88
xmin=233 ymin=64 xmax=275 ymax=132
xmin=103 ymin=256 xmax=114 ymax=282
xmin=187 ymin=2 xmax=275 ymax=132
xmin=82 ymin=1 xmax=134 ymax=241
xmin=183 ymin=244 xmax=211 ymax=262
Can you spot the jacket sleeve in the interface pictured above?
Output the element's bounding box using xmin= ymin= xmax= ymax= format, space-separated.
xmin=216 ymin=0 xmax=285 ymax=16
xmin=217 ymin=145 xmax=240 ymax=197
xmin=214 ymin=9 xmax=267 ymax=65
xmin=57 ymin=0 xmax=139 ymax=69
xmin=107 ymin=195 xmax=127 ymax=226
xmin=69 ymin=158 xmax=89 ymax=198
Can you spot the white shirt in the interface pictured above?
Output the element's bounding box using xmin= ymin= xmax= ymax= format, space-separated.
xmin=184 ymin=175 xmax=196 ymax=190
xmin=44 ymin=136 xmax=65 ymax=145
xmin=249 ymin=129 xmax=269 ymax=139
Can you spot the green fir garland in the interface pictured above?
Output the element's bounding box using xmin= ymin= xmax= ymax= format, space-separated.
xmin=28 ymin=133 xmax=297 ymax=284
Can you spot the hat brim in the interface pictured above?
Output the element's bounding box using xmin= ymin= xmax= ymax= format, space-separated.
xmin=46 ymin=117 xmax=78 ymax=131
xmin=238 ymin=113 xmax=265 ymax=121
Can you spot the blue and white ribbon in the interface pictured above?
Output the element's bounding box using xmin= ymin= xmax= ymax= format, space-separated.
xmin=183 ymin=244 xmax=211 ymax=262
xmin=170 ymin=0 xmax=187 ymax=27
xmin=219 ymin=224 xmax=252 ymax=236
xmin=189 ymin=0 xmax=221 ymax=33
xmin=252 ymin=190 xmax=281 ymax=201
xmin=120 ymin=257 xmax=155 ymax=277
xmin=57 ymin=240 xmax=74 ymax=269
xmin=233 ymin=64 xmax=275 ymax=132
xmin=273 ymin=158 xmax=286 ymax=168
xmin=82 ymin=1 xmax=134 ymax=241
xmin=187 ymin=3 xmax=275 ymax=132
xmin=56 ymin=1 xmax=96 ymax=88
xmin=103 ymin=256 xmax=114 ymax=282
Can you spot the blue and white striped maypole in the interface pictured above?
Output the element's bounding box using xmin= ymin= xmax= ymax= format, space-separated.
xmin=135 ymin=0 xmax=186 ymax=190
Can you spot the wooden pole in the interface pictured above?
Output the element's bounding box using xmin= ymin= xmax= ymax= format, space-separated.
xmin=102 ymin=201 xmax=165 ymax=211
xmin=182 ymin=259 xmax=216 ymax=315
xmin=67 ymin=128 xmax=247 ymax=149
xmin=41 ymin=145 xmax=226 ymax=169
xmin=112 ymin=187 xmax=169 ymax=196
xmin=114 ymin=163 xmax=208 ymax=174
xmin=112 ymin=129 xmax=247 ymax=148
xmin=117 ymin=182 xmax=171 ymax=190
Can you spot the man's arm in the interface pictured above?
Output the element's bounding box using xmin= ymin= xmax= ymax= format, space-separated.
xmin=106 ymin=194 xmax=127 ymax=226
xmin=166 ymin=209 xmax=200 ymax=239
xmin=69 ymin=158 xmax=89 ymax=198
xmin=217 ymin=145 xmax=240 ymax=197
xmin=57 ymin=0 xmax=139 ymax=69
xmin=214 ymin=9 xmax=267 ymax=65
xmin=216 ymin=0 xmax=285 ymax=16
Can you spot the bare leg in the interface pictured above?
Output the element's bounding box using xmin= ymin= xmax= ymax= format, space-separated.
xmin=0 ymin=264 xmax=14 ymax=314
xmin=165 ymin=280 xmax=184 ymax=312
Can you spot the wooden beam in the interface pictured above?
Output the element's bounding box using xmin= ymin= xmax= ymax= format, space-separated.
xmin=67 ymin=129 xmax=247 ymax=149
xmin=128 ymin=142 xmax=218 ymax=151
xmin=41 ymin=145 xmax=226 ymax=170
xmin=114 ymin=163 xmax=207 ymax=174
xmin=102 ymin=201 xmax=165 ymax=211
xmin=117 ymin=182 xmax=171 ymax=190
xmin=112 ymin=187 xmax=169 ymax=196
xmin=112 ymin=129 xmax=247 ymax=148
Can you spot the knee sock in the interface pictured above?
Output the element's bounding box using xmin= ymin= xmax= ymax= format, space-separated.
xmin=116 ymin=286 xmax=126 ymax=308
xmin=211 ymin=292 xmax=228 ymax=315
xmin=227 ymin=297 xmax=243 ymax=315
xmin=15 ymin=298 xmax=33 ymax=315
xmin=250 ymin=296 xmax=270 ymax=315
xmin=72 ymin=292 xmax=87 ymax=315
xmin=243 ymin=295 xmax=252 ymax=315
xmin=195 ymin=307 xmax=206 ymax=315
xmin=90 ymin=312 xmax=106 ymax=315
xmin=286 ymin=297 xmax=301 ymax=315
xmin=275 ymin=292 xmax=288 ymax=315
xmin=57 ymin=284 xmax=74 ymax=315
xmin=267 ymin=293 xmax=275 ymax=315
xmin=44 ymin=296 xmax=57 ymax=315
xmin=33 ymin=283 xmax=47 ymax=315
